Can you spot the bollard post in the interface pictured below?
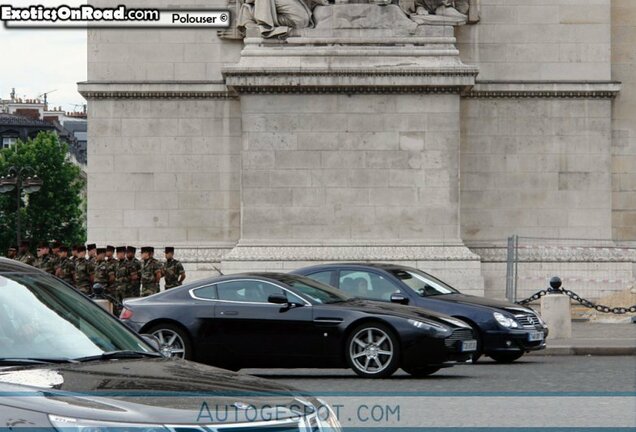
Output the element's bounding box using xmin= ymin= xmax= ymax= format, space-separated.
xmin=540 ymin=277 xmax=572 ymax=339
xmin=91 ymin=283 xmax=114 ymax=314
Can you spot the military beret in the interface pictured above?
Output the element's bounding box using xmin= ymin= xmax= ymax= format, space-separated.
xmin=59 ymin=246 xmax=68 ymax=253
xmin=38 ymin=243 xmax=49 ymax=249
xmin=106 ymin=245 xmax=115 ymax=252
xmin=165 ymin=247 xmax=175 ymax=253
xmin=50 ymin=241 xmax=62 ymax=249
xmin=87 ymin=243 xmax=97 ymax=251
xmin=8 ymin=245 xmax=17 ymax=251
xmin=71 ymin=245 xmax=79 ymax=251
xmin=126 ymin=246 xmax=136 ymax=253
xmin=77 ymin=245 xmax=86 ymax=252
xmin=116 ymin=246 xmax=126 ymax=253
xmin=96 ymin=247 xmax=107 ymax=254
xmin=141 ymin=246 xmax=154 ymax=254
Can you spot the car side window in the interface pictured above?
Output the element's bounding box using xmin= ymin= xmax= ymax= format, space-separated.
xmin=192 ymin=284 xmax=217 ymax=300
xmin=216 ymin=280 xmax=304 ymax=304
xmin=306 ymin=271 xmax=334 ymax=287
xmin=339 ymin=271 xmax=399 ymax=301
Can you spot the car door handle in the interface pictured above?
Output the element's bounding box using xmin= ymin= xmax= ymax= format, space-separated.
xmin=219 ymin=310 xmax=238 ymax=316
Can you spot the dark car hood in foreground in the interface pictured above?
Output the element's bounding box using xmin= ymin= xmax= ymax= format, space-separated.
xmin=427 ymin=293 xmax=533 ymax=314
xmin=328 ymin=298 xmax=471 ymax=329
xmin=0 ymin=358 xmax=313 ymax=424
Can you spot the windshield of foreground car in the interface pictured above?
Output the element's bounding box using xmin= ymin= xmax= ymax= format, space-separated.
xmin=0 ymin=273 xmax=154 ymax=360
xmin=388 ymin=269 xmax=460 ymax=297
xmin=277 ymin=275 xmax=351 ymax=304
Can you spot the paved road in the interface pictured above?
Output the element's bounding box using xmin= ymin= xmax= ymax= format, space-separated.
xmin=245 ymin=355 xmax=636 ymax=393
xmin=243 ymin=357 xmax=636 ymax=428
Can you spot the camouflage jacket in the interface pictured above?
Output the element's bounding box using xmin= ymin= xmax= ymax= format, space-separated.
xmin=56 ymin=257 xmax=75 ymax=284
xmin=114 ymin=259 xmax=131 ymax=289
xmin=140 ymin=258 xmax=162 ymax=290
xmin=93 ymin=259 xmax=113 ymax=285
xmin=74 ymin=258 xmax=94 ymax=289
xmin=17 ymin=252 xmax=36 ymax=266
xmin=127 ymin=258 xmax=141 ymax=286
xmin=163 ymin=259 xmax=185 ymax=289
xmin=35 ymin=255 xmax=56 ymax=274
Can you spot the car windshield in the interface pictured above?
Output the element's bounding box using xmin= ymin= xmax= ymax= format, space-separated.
xmin=0 ymin=272 xmax=153 ymax=361
xmin=388 ymin=268 xmax=460 ymax=297
xmin=278 ymin=275 xmax=351 ymax=304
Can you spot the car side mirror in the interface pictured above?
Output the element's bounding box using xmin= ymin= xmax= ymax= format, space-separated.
xmin=140 ymin=334 xmax=163 ymax=354
xmin=390 ymin=293 xmax=409 ymax=305
xmin=268 ymin=293 xmax=289 ymax=305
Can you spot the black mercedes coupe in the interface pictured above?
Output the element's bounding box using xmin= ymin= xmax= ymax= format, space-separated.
xmin=292 ymin=263 xmax=549 ymax=363
xmin=120 ymin=273 xmax=477 ymax=378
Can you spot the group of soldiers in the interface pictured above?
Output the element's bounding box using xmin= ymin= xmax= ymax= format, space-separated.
xmin=6 ymin=241 xmax=186 ymax=301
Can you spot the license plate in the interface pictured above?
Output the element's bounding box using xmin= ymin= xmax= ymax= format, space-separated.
xmin=528 ymin=331 xmax=544 ymax=342
xmin=461 ymin=340 xmax=477 ymax=352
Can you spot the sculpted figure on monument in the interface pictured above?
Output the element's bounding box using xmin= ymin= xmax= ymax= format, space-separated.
xmin=238 ymin=0 xmax=329 ymax=38
xmin=399 ymin=0 xmax=471 ymax=22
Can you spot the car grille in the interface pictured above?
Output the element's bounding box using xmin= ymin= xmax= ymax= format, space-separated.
xmin=515 ymin=313 xmax=542 ymax=328
xmin=444 ymin=328 xmax=474 ymax=350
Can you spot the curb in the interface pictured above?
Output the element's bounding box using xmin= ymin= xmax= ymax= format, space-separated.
xmin=528 ymin=346 xmax=636 ymax=356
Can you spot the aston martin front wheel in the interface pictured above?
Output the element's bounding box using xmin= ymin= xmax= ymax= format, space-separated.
xmin=346 ymin=323 xmax=399 ymax=378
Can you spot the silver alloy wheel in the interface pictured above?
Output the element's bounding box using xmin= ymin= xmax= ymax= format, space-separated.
xmin=152 ymin=328 xmax=186 ymax=359
xmin=349 ymin=327 xmax=394 ymax=375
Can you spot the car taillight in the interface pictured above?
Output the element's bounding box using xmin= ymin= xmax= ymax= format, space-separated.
xmin=119 ymin=308 xmax=133 ymax=320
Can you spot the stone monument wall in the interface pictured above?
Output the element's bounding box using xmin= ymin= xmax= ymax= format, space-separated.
xmin=611 ymin=0 xmax=636 ymax=243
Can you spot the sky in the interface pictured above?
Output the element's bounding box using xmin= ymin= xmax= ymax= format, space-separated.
xmin=0 ymin=0 xmax=87 ymax=112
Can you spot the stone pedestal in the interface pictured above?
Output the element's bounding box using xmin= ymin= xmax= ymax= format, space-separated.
xmin=222 ymin=4 xmax=484 ymax=293
xmin=94 ymin=299 xmax=114 ymax=314
xmin=541 ymin=294 xmax=572 ymax=339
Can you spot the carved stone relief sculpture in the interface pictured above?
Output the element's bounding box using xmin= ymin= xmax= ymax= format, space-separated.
xmin=219 ymin=0 xmax=479 ymax=39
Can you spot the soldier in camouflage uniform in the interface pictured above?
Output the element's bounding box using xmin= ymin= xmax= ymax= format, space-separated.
xmin=55 ymin=246 xmax=75 ymax=285
xmin=87 ymin=243 xmax=97 ymax=263
xmin=74 ymin=245 xmax=94 ymax=294
xmin=17 ymin=241 xmax=35 ymax=266
xmin=105 ymin=245 xmax=117 ymax=290
xmin=70 ymin=245 xmax=78 ymax=264
xmin=93 ymin=248 xmax=114 ymax=293
xmin=163 ymin=247 xmax=186 ymax=289
xmin=126 ymin=246 xmax=141 ymax=296
xmin=48 ymin=241 xmax=61 ymax=273
xmin=113 ymin=246 xmax=133 ymax=302
xmin=6 ymin=245 xmax=17 ymax=259
xmin=140 ymin=246 xmax=162 ymax=297
xmin=35 ymin=243 xmax=56 ymax=274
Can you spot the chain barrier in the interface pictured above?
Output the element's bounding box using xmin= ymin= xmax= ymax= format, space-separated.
xmin=515 ymin=280 xmax=636 ymax=314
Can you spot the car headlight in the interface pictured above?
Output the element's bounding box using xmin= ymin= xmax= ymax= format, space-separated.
xmin=316 ymin=399 xmax=342 ymax=432
xmin=408 ymin=319 xmax=452 ymax=336
xmin=493 ymin=312 xmax=519 ymax=329
xmin=49 ymin=415 xmax=168 ymax=432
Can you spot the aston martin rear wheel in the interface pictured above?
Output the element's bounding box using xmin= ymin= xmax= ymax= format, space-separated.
xmin=346 ymin=323 xmax=399 ymax=378
xmin=148 ymin=324 xmax=193 ymax=360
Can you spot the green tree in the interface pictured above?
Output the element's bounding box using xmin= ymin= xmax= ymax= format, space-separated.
xmin=0 ymin=132 xmax=86 ymax=254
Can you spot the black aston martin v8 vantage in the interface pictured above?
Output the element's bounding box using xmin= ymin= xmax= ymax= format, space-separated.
xmin=120 ymin=273 xmax=477 ymax=378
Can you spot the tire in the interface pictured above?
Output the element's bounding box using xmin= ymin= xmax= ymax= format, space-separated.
xmin=346 ymin=323 xmax=400 ymax=378
xmin=402 ymin=366 xmax=441 ymax=377
xmin=148 ymin=323 xmax=193 ymax=360
xmin=488 ymin=352 xmax=524 ymax=364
